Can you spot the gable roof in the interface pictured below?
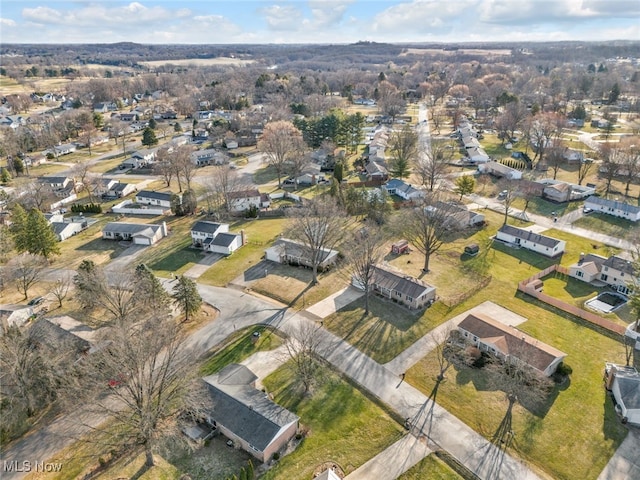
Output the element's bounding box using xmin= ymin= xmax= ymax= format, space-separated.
xmin=572 ymin=254 xmax=607 ymax=275
xmin=228 ymin=189 xmax=261 ymax=200
xmin=603 ymin=255 xmax=636 ymax=276
xmin=372 ymin=264 xmax=435 ymax=299
xmin=103 ymin=222 xmax=162 ymax=236
xmin=585 ymin=196 xmax=640 ymax=215
xmin=458 ymin=313 xmax=566 ymax=373
xmin=498 ymin=224 xmax=562 ymax=248
xmin=29 ymin=317 xmax=91 ymax=354
xmin=191 ymin=221 xmax=223 ymax=234
xmin=136 ymin=190 xmax=172 ymax=201
xmin=202 ymin=364 xmax=298 ymax=452
xmin=211 ymin=232 xmax=239 ymax=247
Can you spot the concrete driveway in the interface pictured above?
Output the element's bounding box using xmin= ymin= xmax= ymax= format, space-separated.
xmin=305 ymin=286 xmax=364 ymax=319
xmin=597 ymin=429 xmax=640 ymax=480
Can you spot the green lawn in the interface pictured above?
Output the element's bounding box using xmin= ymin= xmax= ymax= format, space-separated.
xmin=406 ymin=307 xmax=628 ymax=480
xmin=261 ymin=364 xmax=405 ymax=480
xmin=396 ymin=454 xmax=463 ymax=480
xmin=198 ymin=218 xmax=286 ymax=286
xmin=200 ymin=326 xmax=283 ymax=375
xmin=573 ymin=212 xmax=640 ymax=241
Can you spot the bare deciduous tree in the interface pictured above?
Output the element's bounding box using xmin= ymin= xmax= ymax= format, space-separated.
xmin=7 ymin=253 xmax=46 ymax=299
xmin=577 ymin=158 xmax=595 ymax=186
xmin=286 ymin=196 xmax=347 ymax=284
xmin=344 ymin=223 xmax=385 ymax=315
xmin=414 ymin=138 xmax=452 ymax=191
xmin=68 ymin=314 xmax=201 ymax=469
xmin=258 ymin=120 xmax=306 ymax=188
xmin=51 ymin=273 xmax=72 ymax=308
xmin=399 ymin=195 xmax=458 ymax=273
xmin=282 ymin=321 xmax=323 ymax=394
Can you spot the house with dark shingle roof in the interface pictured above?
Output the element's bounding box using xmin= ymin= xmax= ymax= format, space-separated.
xmin=458 ymin=312 xmax=567 ymax=376
xmin=202 ymin=364 xmax=299 ymax=463
xmin=135 ymin=190 xmax=174 ymax=208
xmin=496 ymin=224 xmax=566 ymax=257
xmin=600 ymin=255 xmax=637 ymax=295
xmin=190 ymin=221 xmax=244 ymax=255
xmin=605 ymin=364 xmax=640 ymax=426
xmin=102 ymin=222 xmax=167 ymax=245
xmin=352 ymin=264 xmax=436 ymax=310
xmin=265 ymin=238 xmax=339 ymax=271
xmin=584 ymin=196 xmax=640 ymax=222
xmin=28 ymin=317 xmax=93 ymax=359
xmin=382 ymin=179 xmax=425 ymax=201
xmin=568 ymin=253 xmax=607 ymax=283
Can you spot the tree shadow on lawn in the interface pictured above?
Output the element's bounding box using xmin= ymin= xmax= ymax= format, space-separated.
xmin=490 ymin=240 xmax=559 ymax=270
xmin=602 ymin=389 xmax=629 ymax=442
xmin=454 ymin=362 xmax=567 ymax=418
xmin=76 ymin=237 xmax=128 ymax=257
xmin=148 ymin=245 xmax=202 ymax=273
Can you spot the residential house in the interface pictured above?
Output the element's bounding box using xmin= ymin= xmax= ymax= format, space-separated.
xmin=191 ymin=221 xmax=244 ymax=255
xmin=191 ymin=149 xmax=227 ymax=167
xmin=39 ymin=176 xmax=75 ymax=196
xmin=28 ymin=317 xmax=94 ymax=359
xmin=496 ymin=224 xmax=566 ymax=257
xmin=228 ymin=189 xmax=270 ymax=212
xmin=433 ymin=201 xmax=485 ymax=229
xmin=118 ymin=112 xmax=139 ymax=122
xmin=51 ymin=220 xmax=86 ymax=241
xmin=103 ymin=182 xmax=136 ymax=199
xmin=0 ymin=115 xmax=27 ymax=130
xmin=265 ymin=238 xmax=339 ymax=271
xmin=365 ymin=160 xmax=389 ymax=181
xmin=604 ymin=364 xmax=640 ymax=426
xmin=584 ymin=196 xmax=640 ymax=222
xmin=352 ymin=264 xmax=436 ymax=310
xmin=478 ymin=161 xmax=522 ymax=180
xmin=458 ymin=312 xmax=567 ymax=377
xmin=600 ymin=255 xmax=637 ymax=295
xmin=0 ymin=305 xmax=34 ymax=330
xmin=202 ymin=364 xmax=299 ymax=463
xmin=563 ymin=150 xmax=584 ymax=164
xmin=568 ymin=254 xmax=607 ymax=283
xmin=466 ymin=147 xmax=490 ymax=164
xmin=93 ymin=102 xmax=117 ymax=113
xmin=383 ymin=179 xmax=425 ymax=201
xmin=537 ymin=179 xmax=596 ymax=203
xmin=135 ymin=190 xmax=173 ymax=209
xmin=102 ymin=222 xmax=168 ymax=245
xmin=95 ymin=178 xmax=120 ymax=196
xmin=52 ymin=143 xmax=77 ymax=156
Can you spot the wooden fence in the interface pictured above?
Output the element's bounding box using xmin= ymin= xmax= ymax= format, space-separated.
xmin=517 ymin=264 xmax=626 ymax=335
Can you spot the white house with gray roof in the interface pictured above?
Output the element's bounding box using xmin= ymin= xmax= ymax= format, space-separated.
xmin=496 ymin=225 xmax=566 ymax=257
xmin=202 ymin=364 xmax=299 ymax=463
xmin=190 ymin=221 xmax=244 ymax=255
xmin=584 ymin=196 xmax=640 ymax=222
xmin=383 ymin=179 xmax=425 ymax=201
xmin=352 ymin=264 xmax=436 ymax=310
xmin=135 ymin=190 xmax=174 ymax=209
xmin=102 ymin=222 xmax=167 ymax=245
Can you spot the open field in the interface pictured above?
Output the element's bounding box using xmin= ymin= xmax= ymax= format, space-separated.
xmin=573 ymin=212 xmax=640 ymax=241
xmin=261 ymin=363 xmax=405 ymax=480
xmin=0 ymin=75 xmax=77 ymax=95
xmin=139 ymin=58 xmax=255 ymax=67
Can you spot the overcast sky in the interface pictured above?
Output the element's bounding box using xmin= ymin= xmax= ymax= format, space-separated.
xmin=1 ymin=1 xmax=638 ymax=45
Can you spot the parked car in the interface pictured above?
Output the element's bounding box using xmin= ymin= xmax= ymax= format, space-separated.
xmin=497 ymin=190 xmax=508 ymax=200
xmin=28 ymin=296 xmax=45 ymax=306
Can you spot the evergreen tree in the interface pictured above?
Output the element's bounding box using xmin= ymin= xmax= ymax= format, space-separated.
xmin=9 ymin=204 xmax=29 ymax=254
xmin=26 ymin=208 xmax=60 ymax=260
xmin=141 ymin=127 xmax=158 ymax=147
xmin=134 ymin=263 xmax=170 ymax=312
xmin=148 ymin=117 xmax=157 ymax=130
xmin=172 ymin=276 xmax=202 ymax=322
xmin=174 ymin=122 xmax=182 ymax=132
xmin=455 ymin=175 xmax=476 ymax=200
xmin=1 ymin=167 xmax=12 ymax=183
xmin=170 ymin=193 xmax=184 ymax=216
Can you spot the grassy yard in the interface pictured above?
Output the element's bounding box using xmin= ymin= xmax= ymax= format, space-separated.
xmin=406 ymin=307 xmax=629 ymax=480
xmin=250 ymin=263 xmax=347 ymax=310
xmin=261 ymin=364 xmax=405 ymax=480
xmin=198 ymin=218 xmax=286 ymax=286
xmin=573 ymin=212 xmax=640 ymax=241
xmin=200 ymin=325 xmax=283 ymax=375
xmin=322 ymin=210 xmax=624 ymax=366
xmin=396 ymin=454 xmax=463 ymax=480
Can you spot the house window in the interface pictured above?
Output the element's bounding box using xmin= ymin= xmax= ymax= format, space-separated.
xmin=576 ymin=271 xmax=584 ymax=278
xmin=406 ymin=295 xmax=413 ymax=302
xmin=601 ymin=274 xmax=608 ymax=281
xmin=473 ymin=336 xmax=478 ymax=342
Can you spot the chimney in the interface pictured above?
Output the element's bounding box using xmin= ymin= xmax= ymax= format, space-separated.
xmin=162 ymin=221 xmax=168 ymax=237
xmin=240 ymin=229 xmax=246 ymax=246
